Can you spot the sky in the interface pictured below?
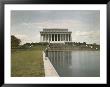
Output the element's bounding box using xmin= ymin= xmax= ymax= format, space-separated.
xmin=11 ymin=10 xmax=100 ymax=45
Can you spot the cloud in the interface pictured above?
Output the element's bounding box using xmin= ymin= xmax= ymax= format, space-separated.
xmin=71 ymin=30 xmax=100 ymax=44
xmin=15 ymin=34 xmax=27 ymax=39
xmin=11 ymin=19 xmax=100 ymax=44
xmin=21 ymin=19 xmax=89 ymax=30
xmin=75 ymin=30 xmax=100 ymax=37
xmin=11 ymin=10 xmax=100 ymax=44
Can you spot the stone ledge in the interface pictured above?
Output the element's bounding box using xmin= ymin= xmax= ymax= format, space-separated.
xmin=42 ymin=51 xmax=59 ymax=77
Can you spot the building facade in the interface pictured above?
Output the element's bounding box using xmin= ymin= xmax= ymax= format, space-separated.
xmin=40 ymin=29 xmax=72 ymax=43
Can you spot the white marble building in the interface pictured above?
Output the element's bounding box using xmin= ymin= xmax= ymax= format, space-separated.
xmin=40 ymin=29 xmax=72 ymax=43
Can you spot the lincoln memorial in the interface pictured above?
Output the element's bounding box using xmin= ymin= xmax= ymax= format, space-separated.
xmin=40 ymin=29 xmax=72 ymax=43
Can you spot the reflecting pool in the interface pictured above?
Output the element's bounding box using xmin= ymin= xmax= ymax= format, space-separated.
xmin=48 ymin=51 xmax=100 ymax=77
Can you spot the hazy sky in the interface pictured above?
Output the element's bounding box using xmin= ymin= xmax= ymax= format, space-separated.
xmin=11 ymin=10 xmax=100 ymax=44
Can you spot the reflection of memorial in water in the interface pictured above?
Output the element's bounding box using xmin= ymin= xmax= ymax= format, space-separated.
xmin=48 ymin=51 xmax=72 ymax=76
xmin=48 ymin=51 xmax=100 ymax=77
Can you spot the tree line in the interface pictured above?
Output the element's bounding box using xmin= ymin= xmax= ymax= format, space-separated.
xmin=11 ymin=35 xmax=21 ymax=48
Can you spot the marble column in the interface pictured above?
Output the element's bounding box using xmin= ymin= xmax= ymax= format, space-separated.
xmin=41 ymin=34 xmax=43 ymax=42
xmin=57 ymin=34 xmax=58 ymax=41
xmin=44 ymin=34 xmax=45 ymax=41
xmin=70 ymin=34 xmax=72 ymax=41
xmin=64 ymin=34 xmax=66 ymax=41
xmin=60 ymin=34 xmax=61 ymax=41
xmin=54 ymin=34 xmax=55 ymax=41
xmin=46 ymin=34 xmax=47 ymax=41
xmin=47 ymin=34 xmax=48 ymax=42
xmin=61 ymin=34 xmax=62 ymax=41
xmin=63 ymin=34 xmax=64 ymax=41
xmin=69 ymin=34 xmax=70 ymax=41
xmin=62 ymin=34 xmax=64 ymax=41
xmin=43 ymin=34 xmax=44 ymax=41
xmin=70 ymin=34 xmax=71 ymax=41
xmin=51 ymin=34 xmax=52 ymax=41
xmin=68 ymin=34 xmax=69 ymax=41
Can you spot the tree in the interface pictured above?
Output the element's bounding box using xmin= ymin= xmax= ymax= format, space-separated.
xmin=83 ymin=42 xmax=86 ymax=45
xmin=11 ymin=35 xmax=21 ymax=48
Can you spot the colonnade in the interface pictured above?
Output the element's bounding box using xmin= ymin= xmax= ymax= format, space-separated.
xmin=40 ymin=33 xmax=72 ymax=42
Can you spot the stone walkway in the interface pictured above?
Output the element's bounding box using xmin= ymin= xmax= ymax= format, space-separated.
xmin=43 ymin=51 xmax=59 ymax=77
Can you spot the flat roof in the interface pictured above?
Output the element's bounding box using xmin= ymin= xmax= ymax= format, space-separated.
xmin=40 ymin=28 xmax=72 ymax=33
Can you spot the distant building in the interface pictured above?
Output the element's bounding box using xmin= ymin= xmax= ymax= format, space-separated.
xmin=40 ymin=28 xmax=72 ymax=43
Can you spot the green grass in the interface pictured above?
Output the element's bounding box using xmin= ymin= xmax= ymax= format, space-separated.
xmin=11 ymin=47 xmax=45 ymax=77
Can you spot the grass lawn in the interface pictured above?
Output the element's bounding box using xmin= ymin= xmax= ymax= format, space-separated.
xmin=11 ymin=48 xmax=45 ymax=77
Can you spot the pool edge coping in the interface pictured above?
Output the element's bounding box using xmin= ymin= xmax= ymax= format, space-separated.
xmin=42 ymin=51 xmax=59 ymax=77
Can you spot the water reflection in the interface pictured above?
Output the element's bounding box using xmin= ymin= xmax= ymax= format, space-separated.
xmin=48 ymin=50 xmax=100 ymax=77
